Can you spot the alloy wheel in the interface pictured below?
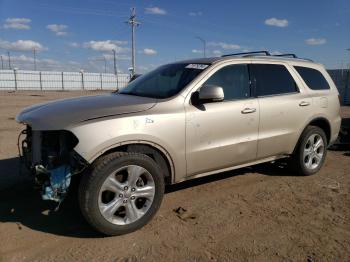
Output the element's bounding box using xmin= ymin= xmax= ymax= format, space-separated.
xmin=303 ymin=134 xmax=325 ymax=170
xmin=98 ymin=165 xmax=155 ymax=225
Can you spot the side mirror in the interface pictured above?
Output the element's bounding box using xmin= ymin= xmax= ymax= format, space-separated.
xmin=198 ymin=85 xmax=224 ymax=102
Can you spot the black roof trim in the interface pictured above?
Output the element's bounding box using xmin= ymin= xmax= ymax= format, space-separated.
xmin=275 ymin=54 xmax=297 ymax=58
xmin=221 ymin=51 xmax=313 ymax=62
xmin=221 ymin=51 xmax=271 ymax=57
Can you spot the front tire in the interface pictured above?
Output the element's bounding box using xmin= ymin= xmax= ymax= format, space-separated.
xmin=79 ymin=152 xmax=165 ymax=236
xmin=291 ymin=126 xmax=327 ymax=176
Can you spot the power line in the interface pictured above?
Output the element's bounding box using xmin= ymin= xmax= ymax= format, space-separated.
xmin=126 ymin=7 xmax=140 ymax=76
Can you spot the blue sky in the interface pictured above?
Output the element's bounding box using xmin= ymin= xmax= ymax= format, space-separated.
xmin=0 ymin=0 xmax=349 ymax=73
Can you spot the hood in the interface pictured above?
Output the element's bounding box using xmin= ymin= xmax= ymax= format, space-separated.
xmin=16 ymin=93 xmax=157 ymax=130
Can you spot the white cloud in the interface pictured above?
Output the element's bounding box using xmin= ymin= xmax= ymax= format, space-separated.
xmin=1 ymin=53 xmax=57 ymax=65
xmin=0 ymin=39 xmax=47 ymax=51
xmin=68 ymin=60 xmax=80 ymax=65
xmin=0 ymin=53 xmax=60 ymax=70
xmin=47 ymin=24 xmax=67 ymax=32
xmin=264 ymin=18 xmax=289 ymax=27
xmin=7 ymin=54 xmax=34 ymax=63
xmin=189 ymin=11 xmax=202 ymax=16
xmin=89 ymin=53 xmax=130 ymax=61
xmin=47 ymin=24 xmax=68 ymax=36
xmin=305 ymin=38 xmax=327 ymax=45
xmin=192 ymin=49 xmax=202 ymax=54
xmin=1 ymin=52 xmax=131 ymax=72
xmin=212 ymin=50 xmax=222 ymax=56
xmin=56 ymin=31 xmax=67 ymax=36
xmin=208 ymin=42 xmax=240 ymax=50
xmin=83 ymin=40 xmax=128 ymax=53
xmin=3 ymin=18 xmax=31 ymax=30
xmin=143 ymin=48 xmax=157 ymax=55
xmin=68 ymin=42 xmax=80 ymax=48
xmin=145 ymin=7 xmax=167 ymax=15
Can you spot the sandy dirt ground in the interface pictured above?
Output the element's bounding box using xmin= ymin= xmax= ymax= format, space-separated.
xmin=0 ymin=91 xmax=349 ymax=262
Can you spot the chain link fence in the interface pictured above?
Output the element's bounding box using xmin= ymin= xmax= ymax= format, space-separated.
xmin=0 ymin=70 xmax=130 ymax=91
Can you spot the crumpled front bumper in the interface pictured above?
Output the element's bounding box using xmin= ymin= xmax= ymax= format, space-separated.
xmin=18 ymin=126 xmax=88 ymax=203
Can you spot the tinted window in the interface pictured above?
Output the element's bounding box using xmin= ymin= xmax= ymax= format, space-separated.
xmin=203 ymin=64 xmax=250 ymax=100
xmin=295 ymin=66 xmax=330 ymax=90
xmin=120 ymin=63 xmax=207 ymax=98
xmin=251 ymin=64 xmax=297 ymax=96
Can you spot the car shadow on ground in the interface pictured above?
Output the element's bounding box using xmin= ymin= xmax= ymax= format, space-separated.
xmin=165 ymin=160 xmax=297 ymax=193
xmin=0 ymin=155 xmax=335 ymax=239
xmin=0 ymin=155 xmax=297 ymax=238
xmin=0 ymin=157 xmax=102 ymax=238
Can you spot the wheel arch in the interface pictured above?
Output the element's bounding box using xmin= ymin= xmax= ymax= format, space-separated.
xmin=293 ymin=117 xmax=331 ymax=153
xmin=90 ymin=140 xmax=175 ymax=185
xmin=307 ymin=117 xmax=331 ymax=144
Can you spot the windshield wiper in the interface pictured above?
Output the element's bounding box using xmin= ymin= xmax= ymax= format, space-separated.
xmin=119 ymin=91 xmax=154 ymax=98
xmin=120 ymin=92 xmax=164 ymax=99
xmin=119 ymin=91 xmax=141 ymax=96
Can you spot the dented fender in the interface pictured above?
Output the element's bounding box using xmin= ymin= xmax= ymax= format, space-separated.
xmin=68 ymin=101 xmax=187 ymax=182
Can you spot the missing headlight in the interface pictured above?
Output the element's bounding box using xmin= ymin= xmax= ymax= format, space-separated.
xmin=19 ymin=128 xmax=87 ymax=205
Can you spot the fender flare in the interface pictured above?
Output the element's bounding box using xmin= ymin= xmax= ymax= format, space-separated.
xmin=88 ymin=139 xmax=176 ymax=183
xmin=293 ymin=116 xmax=331 ymax=153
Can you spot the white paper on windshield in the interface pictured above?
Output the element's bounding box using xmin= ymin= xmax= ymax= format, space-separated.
xmin=186 ymin=64 xmax=209 ymax=70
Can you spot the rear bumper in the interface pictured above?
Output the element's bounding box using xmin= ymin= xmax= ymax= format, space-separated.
xmin=330 ymin=115 xmax=342 ymax=145
xmin=333 ymin=117 xmax=350 ymax=145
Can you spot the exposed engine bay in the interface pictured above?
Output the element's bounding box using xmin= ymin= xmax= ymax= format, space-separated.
xmin=19 ymin=126 xmax=88 ymax=204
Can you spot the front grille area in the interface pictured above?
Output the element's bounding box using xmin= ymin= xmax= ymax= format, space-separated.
xmin=19 ymin=127 xmax=79 ymax=170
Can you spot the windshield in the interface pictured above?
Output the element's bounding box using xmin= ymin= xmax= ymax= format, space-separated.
xmin=120 ymin=63 xmax=209 ymax=99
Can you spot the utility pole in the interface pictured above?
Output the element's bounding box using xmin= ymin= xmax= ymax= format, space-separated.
xmin=195 ymin=36 xmax=206 ymax=58
xmin=7 ymin=51 xmax=12 ymax=69
xmin=112 ymin=49 xmax=119 ymax=89
xmin=33 ymin=48 xmax=37 ymax=71
xmin=103 ymin=56 xmax=107 ymax=73
xmin=126 ymin=7 xmax=140 ymax=76
xmin=0 ymin=55 xmax=3 ymax=70
xmin=112 ymin=49 xmax=117 ymax=75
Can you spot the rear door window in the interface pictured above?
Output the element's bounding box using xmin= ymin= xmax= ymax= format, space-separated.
xmin=251 ymin=64 xmax=298 ymax=96
xmin=294 ymin=66 xmax=330 ymax=90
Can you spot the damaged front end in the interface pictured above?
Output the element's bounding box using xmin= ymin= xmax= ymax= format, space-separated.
xmin=19 ymin=126 xmax=88 ymax=204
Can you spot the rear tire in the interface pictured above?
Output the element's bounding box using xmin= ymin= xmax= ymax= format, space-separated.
xmin=79 ymin=152 xmax=164 ymax=236
xmin=291 ymin=126 xmax=327 ymax=176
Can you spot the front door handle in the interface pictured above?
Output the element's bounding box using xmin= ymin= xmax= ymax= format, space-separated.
xmin=241 ymin=108 xmax=256 ymax=114
xmin=299 ymin=101 xmax=310 ymax=107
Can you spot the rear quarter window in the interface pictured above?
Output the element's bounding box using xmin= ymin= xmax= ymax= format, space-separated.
xmin=295 ymin=66 xmax=330 ymax=90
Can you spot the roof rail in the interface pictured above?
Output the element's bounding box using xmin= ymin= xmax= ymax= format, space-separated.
xmin=273 ymin=53 xmax=314 ymax=62
xmin=221 ymin=51 xmax=314 ymax=62
xmin=275 ymin=54 xmax=297 ymax=58
xmin=221 ymin=51 xmax=271 ymax=57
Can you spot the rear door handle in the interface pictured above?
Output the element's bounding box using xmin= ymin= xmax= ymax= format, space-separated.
xmin=241 ymin=108 xmax=256 ymax=114
xmin=299 ymin=101 xmax=310 ymax=107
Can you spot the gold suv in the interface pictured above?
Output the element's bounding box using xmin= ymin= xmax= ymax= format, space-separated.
xmin=17 ymin=51 xmax=341 ymax=235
